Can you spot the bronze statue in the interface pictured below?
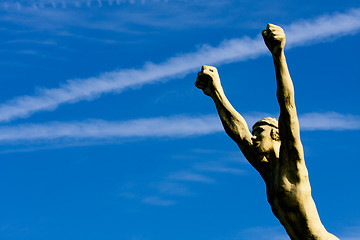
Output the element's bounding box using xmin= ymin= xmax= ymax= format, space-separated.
xmin=195 ymin=24 xmax=339 ymax=240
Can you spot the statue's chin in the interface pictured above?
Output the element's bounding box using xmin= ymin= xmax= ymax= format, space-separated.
xmin=254 ymin=146 xmax=265 ymax=154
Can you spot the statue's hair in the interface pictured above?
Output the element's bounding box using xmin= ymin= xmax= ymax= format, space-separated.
xmin=252 ymin=117 xmax=280 ymax=141
xmin=252 ymin=117 xmax=278 ymax=130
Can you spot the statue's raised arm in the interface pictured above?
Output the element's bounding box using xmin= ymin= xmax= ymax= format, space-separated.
xmin=262 ymin=24 xmax=302 ymax=157
xmin=261 ymin=23 xmax=339 ymax=240
xmin=196 ymin=24 xmax=339 ymax=240
xmin=195 ymin=65 xmax=262 ymax=174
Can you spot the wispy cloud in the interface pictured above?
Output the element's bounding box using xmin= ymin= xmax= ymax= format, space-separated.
xmin=0 ymin=0 xmax=183 ymax=10
xmin=235 ymin=226 xmax=289 ymax=240
xmin=0 ymin=1 xmax=114 ymax=10
xmin=167 ymin=171 xmax=214 ymax=183
xmin=152 ymin=182 xmax=191 ymax=196
xmin=146 ymin=152 xmax=247 ymax=205
xmin=194 ymin=161 xmax=245 ymax=174
xmin=235 ymin=223 xmax=352 ymax=240
xmin=0 ymin=112 xmax=358 ymax=143
xmin=286 ymin=8 xmax=360 ymax=47
xmin=299 ymin=112 xmax=360 ymax=130
xmin=141 ymin=196 xmax=176 ymax=206
xmin=337 ymin=222 xmax=360 ymax=240
xmin=0 ymin=1 xmax=229 ymax=32
xmin=341 ymin=236 xmax=360 ymax=240
xmin=0 ymin=115 xmax=222 ymax=142
xmin=0 ymin=8 xmax=359 ymax=123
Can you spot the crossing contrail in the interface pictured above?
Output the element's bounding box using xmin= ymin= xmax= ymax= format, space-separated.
xmin=0 ymin=8 xmax=359 ymax=123
xmin=0 ymin=112 xmax=358 ymax=143
xmin=1 ymin=0 xmax=172 ymax=9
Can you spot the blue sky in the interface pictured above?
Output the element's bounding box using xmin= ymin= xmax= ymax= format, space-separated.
xmin=0 ymin=1 xmax=359 ymax=239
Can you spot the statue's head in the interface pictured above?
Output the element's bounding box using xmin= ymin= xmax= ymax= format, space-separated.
xmin=252 ymin=117 xmax=280 ymax=154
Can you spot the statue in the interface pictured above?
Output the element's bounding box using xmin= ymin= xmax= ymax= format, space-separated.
xmin=195 ymin=24 xmax=339 ymax=240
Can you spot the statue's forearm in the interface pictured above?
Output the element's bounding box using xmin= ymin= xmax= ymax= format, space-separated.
xmin=272 ymin=51 xmax=302 ymax=144
xmin=195 ymin=65 xmax=252 ymax=148
xmin=273 ymin=51 xmax=295 ymax=111
xmin=211 ymin=89 xmax=252 ymax=144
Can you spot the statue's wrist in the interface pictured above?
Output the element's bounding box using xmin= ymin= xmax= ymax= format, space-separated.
xmin=211 ymin=88 xmax=225 ymax=100
xmin=272 ymin=49 xmax=285 ymax=58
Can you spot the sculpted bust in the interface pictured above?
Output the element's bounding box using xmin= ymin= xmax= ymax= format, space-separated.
xmin=195 ymin=24 xmax=339 ymax=240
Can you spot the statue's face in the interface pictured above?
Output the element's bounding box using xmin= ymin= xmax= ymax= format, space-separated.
xmin=252 ymin=125 xmax=275 ymax=154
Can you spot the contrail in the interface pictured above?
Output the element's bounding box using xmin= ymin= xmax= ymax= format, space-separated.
xmin=0 ymin=112 xmax=358 ymax=143
xmin=0 ymin=115 xmax=222 ymax=142
xmin=0 ymin=8 xmax=359 ymax=123
xmin=1 ymin=0 xmax=172 ymax=9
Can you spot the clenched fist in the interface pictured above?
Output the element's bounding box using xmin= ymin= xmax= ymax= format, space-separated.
xmin=195 ymin=65 xmax=223 ymax=97
xmin=262 ymin=23 xmax=286 ymax=55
